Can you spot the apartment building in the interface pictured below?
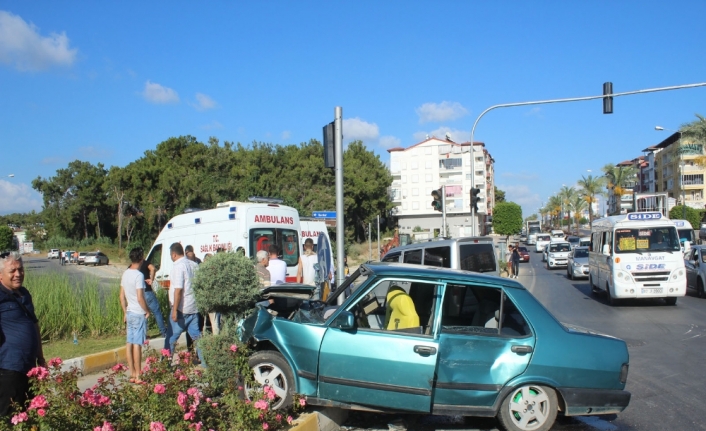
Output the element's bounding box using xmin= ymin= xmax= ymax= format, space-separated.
xmin=387 ymin=136 xmax=495 ymax=237
xmin=651 ymin=132 xmax=706 ymax=209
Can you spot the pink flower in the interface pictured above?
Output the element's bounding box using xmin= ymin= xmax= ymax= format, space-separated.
xmin=144 ymin=339 xmax=150 ymax=346
xmin=153 ymin=384 xmax=166 ymax=394
xmin=11 ymin=412 xmax=28 ymax=424
xmin=177 ymin=392 xmax=189 ymax=411
xmin=111 ymin=363 xmax=128 ymax=372
xmin=27 ymin=366 xmax=49 ymax=380
xmin=146 ymin=356 xmax=158 ymax=365
xmin=276 ymin=414 xmax=282 ymax=421
xmin=211 ymin=402 xmax=218 ymax=407
xmin=299 ymin=397 xmax=307 ymax=407
xmin=184 ymin=411 xmax=195 ymax=421
xmin=94 ymin=421 xmax=115 ymax=431
xmin=48 ymin=357 xmax=63 ymax=368
xmin=187 ymin=387 xmax=199 ymax=396
xmin=160 ymin=349 xmax=171 ymax=356
xmin=189 ymin=422 xmax=203 ymax=431
xmin=150 ymin=422 xmax=167 ymax=431
xmin=262 ymin=423 xmax=269 ymax=430
xmin=37 ymin=409 xmax=46 ymax=417
xmin=28 ymin=395 xmax=48 ymax=410
xmin=287 ymin=416 xmax=293 ymax=424
xmin=229 ymin=344 xmax=238 ymax=352
xmin=80 ymin=389 xmax=111 ymax=407
xmin=254 ymin=399 xmax=269 ymax=411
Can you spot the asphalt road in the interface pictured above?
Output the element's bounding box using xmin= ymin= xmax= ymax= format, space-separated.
xmin=342 ymin=243 xmax=706 ymax=431
xmin=23 ymin=255 xmax=123 ymax=291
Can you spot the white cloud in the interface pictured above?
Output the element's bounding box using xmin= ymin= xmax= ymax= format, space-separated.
xmin=413 ymin=127 xmax=471 ymax=143
xmin=142 ymin=80 xmax=179 ymax=104
xmin=379 ymin=135 xmax=401 ymax=149
xmin=416 ymin=101 xmax=468 ymax=124
xmin=41 ymin=156 xmax=64 ymax=165
xmin=500 ymin=184 xmax=542 ymax=212
xmin=0 ymin=180 xmax=42 ymax=214
xmin=281 ymin=130 xmax=291 ymax=140
xmin=194 ymin=92 xmax=217 ymax=111
xmin=0 ymin=11 xmax=77 ymax=71
xmin=343 ymin=118 xmax=379 ymax=142
xmin=501 ymin=171 xmax=540 ymax=181
xmin=524 ymin=107 xmax=542 ymax=117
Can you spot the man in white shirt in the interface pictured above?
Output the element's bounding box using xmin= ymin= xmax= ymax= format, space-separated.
xmin=267 ymin=244 xmax=287 ymax=285
xmin=297 ymin=238 xmax=318 ymax=285
xmin=120 ymin=247 xmax=150 ymax=383
xmin=167 ymin=243 xmax=203 ymax=364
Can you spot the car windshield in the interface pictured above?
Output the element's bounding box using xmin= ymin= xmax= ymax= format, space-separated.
xmin=614 ymin=227 xmax=681 ymax=253
xmin=292 ymin=267 xmax=370 ymax=325
xmin=573 ymin=249 xmax=589 ymax=258
xmin=567 ymin=237 xmax=579 ymax=244
xmin=550 ymin=244 xmax=570 ymax=252
xmin=518 ymin=247 xmax=528 ymax=252
xmin=537 ymin=235 xmax=550 ymax=241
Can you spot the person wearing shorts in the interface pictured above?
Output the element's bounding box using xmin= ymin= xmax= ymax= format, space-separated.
xmin=120 ymin=247 xmax=150 ymax=383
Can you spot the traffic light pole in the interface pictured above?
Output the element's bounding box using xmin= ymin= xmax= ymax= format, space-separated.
xmin=442 ymin=185 xmax=447 ymax=238
xmin=468 ymin=81 xmax=706 ymax=236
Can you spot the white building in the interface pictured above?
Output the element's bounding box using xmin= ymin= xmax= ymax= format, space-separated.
xmin=387 ymin=137 xmax=495 ymax=237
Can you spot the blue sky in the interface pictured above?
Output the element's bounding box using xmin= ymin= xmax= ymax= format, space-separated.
xmin=1 ymin=1 xmax=705 ymax=217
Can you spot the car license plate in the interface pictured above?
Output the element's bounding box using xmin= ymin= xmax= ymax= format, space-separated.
xmin=642 ymin=288 xmax=663 ymax=294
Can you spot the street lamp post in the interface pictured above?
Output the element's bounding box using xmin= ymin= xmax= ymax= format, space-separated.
xmin=655 ymin=126 xmax=686 ymax=219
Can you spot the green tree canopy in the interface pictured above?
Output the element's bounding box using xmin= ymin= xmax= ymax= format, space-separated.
xmin=669 ymin=205 xmax=701 ymax=234
xmin=493 ymin=202 xmax=523 ymax=237
xmin=494 ymin=186 xmax=506 ymax=203
xmin=0 ymin=225 xmax=13 ymax=251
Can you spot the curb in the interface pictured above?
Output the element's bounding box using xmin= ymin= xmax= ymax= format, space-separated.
xmin=289 ymin=407 xmax=348 ymax=431
xmin=61 ymin=337 xmax=172 ymax=374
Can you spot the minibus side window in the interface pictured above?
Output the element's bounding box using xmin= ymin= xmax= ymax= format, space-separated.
xmin=424 ymin=246 xmax=451 ymax=268
xmin=403 ymin=249 xmax=423 ymax=265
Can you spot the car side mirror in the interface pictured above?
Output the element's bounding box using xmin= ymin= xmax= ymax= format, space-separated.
xmin=331 ymin=310 xmax=355 ymax=330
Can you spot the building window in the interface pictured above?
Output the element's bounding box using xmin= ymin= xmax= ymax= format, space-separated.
xmin=402 ymin=202 xmax=408 ymax=210
xmin=425 ymin=160 xmax=432 ymax=169
xmin=412 ymin=188 xmax=419 ymax=196
xmin=390 ymin=161 xmax=400 ymax=172
xmin=425 ymin=147 xmax=432 ymax=155
xmin=412 ymin=202 xmax=420 ymax=210
xmin=440 ymin=158 xmax=462 ymax=170
xmin=401 ymin=162 xmax=407 ymax=170
xmin=412 ymin=175 xmax=419 ymax=183
xmin=425 ymin=174 xmax=433 ymax=182
xmin=425 ymin=187 xmax=432 ymax=195
xmin=402 ymin=175 xmax=407 ymax=183
xmin=683 ymin=174 xmax=704 ymax=186
xmin=412 ymin=161 xmax=419 ymax=170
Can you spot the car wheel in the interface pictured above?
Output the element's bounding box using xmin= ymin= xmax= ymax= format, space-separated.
xmin=698 ymin=279 xmax=705 ymax=298
xmin=497 ymin=384 xmax=558 ymax=431
xmin=665 ymin=297 xmax=678 ymax=306
xmin=567 ymin=268 xmax=572 ymax=280
xmin=606 ymin=284 xmax=618 ymax=306
xmin=246 ymin=351 xmax=294 ymax=410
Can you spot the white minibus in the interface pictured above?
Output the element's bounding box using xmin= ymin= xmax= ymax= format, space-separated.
xmin=588 ymin=212 xmax=686 ymax=306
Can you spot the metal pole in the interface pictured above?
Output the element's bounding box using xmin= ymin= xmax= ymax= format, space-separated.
xmin=469 ymin=81 xmax=706 ymax=232
xmin=376 ymin=215 xmax=380 ymax=261
xmin=680 ymin=132 xmax=686 ymax=220
xmin=441 ymin=185 xmax=447 ymax=237
xmin=368 ymin=223 xmax=372 ymax=261
xmin=334 ymin=107 xmax=345 ymax=289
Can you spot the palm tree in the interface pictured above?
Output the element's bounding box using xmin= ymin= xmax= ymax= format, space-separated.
xmin=602 ymin=163 xmax=637 ymax=215
xmin=559 ymin=186 xmax=577 ymax=232
xmin=547 ymin=195 xmax=562 ymax=228
xmin=577 ymin=174 xmax=605 ymax=225
xmin=569 ymin=195 xmax=588 ymax=233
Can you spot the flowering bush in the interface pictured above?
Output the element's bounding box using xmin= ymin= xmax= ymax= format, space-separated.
xmin=0 ymin=344 xmax=305 ymax=431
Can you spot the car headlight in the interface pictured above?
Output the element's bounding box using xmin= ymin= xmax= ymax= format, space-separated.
xmin=549 ymin=253 xmax=555 ymax=258
xmin=573 ymin=262 xmax=581 ymax=267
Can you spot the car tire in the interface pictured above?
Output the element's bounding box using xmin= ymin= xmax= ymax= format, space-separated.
xmin=665 ymin=297 xmax=677 ymax=306
xmin=606 ymin=284 xmax=618 ymax=306
xmin=567 ymin=268 xmax=572 ymax=280
xmin=697 ymin=279 xmax=705 ymax=298
xmin=497 ymin=384 xmax=558 ymax=431
xmin=589 ymin=275 xmax=599 ymax=295
xmin=246 ymin=351 xmax=294 ymax=410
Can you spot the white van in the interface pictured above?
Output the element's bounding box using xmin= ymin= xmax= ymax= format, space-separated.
xmin=672 ymin=219 xmax=694 ymax=253
xmin=300 ymin=219 xmax=332 ymax=253
xmin=588 ymin=212 xmax=686 ymax=306
xmin=535 ymin=234 xmax=551 ymax=253
xmin=146 ymin=200 xmax=303 ymax=288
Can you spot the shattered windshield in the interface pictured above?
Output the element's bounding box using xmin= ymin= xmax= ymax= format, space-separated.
xmin=291 ymin=267 xmax=369 ymax=325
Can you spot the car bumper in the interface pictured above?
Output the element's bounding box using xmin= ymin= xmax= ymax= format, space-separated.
xmin=548 ymin=259 xmax=568 ymax=267
xmin=558 ymin=387 xmax=631 ymax=416
xmin=569 ymin=266 xmax=589 ymax=277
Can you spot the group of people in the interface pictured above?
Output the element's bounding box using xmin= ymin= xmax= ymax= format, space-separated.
xmin=255 ymin=238 xmax=325 ymax=287
xmin=507 ymin=244 xmax=521 ymax=279
xmin=119 ymin=243 xmax=204 ymax=384
xmin=58 ymin=250 xmax=78 ymax=265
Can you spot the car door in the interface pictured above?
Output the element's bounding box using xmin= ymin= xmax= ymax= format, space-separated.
xmin=597 ymin=231 xmax=613 ymax=290
xmin=432 ymin=283 xmax=535 ymax=412
xmin=317 ymin=277 xmax=440 ymax=412
xmin=685 ymin=248 xmax=699 ymax=290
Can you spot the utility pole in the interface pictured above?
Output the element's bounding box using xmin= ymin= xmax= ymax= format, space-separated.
xmin=441 ymin=185 xmax=447 ymax=237
xmin=377 ymin=215 xmax=380 ymax=260
xmin=334 ymin=107 xmax=345 ymax=289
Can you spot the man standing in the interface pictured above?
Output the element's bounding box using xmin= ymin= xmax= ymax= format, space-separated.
xmin=267 ymin=244 xmax=287 ymax=285
xmin=511 ymin=245 xmax=521 ymax=279
xmin=297 ymin=238 xmax=318 ymax=285
xmin=167 ymin=243 xmax=203 ymax=364
xmin=59 ymin=250 xmax=64 ymax=266
xmin=130 ymin=249 xmax=169 ymax=350
xmin=119 ymin=248 xmax=151 ymax=383
xmin=184 ymin=245 xmax=202 ymax=264
xmin=255 ymin=250 xmax=270 ymax=287
xmin=0 ymin=251 xmax=44 ymax=416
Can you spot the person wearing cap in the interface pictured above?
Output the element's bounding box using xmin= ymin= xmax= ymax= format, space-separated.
xmin=297 ymin=238 xmax=318 ymax=285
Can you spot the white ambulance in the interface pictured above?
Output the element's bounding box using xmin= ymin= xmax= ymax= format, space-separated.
xmin=145 ymin=199 xmax=303 ymax=288
xmin=300 ymin=218 xmax=335 ymax=278
xmin=588 ymin=212 xmax=686 ymax=306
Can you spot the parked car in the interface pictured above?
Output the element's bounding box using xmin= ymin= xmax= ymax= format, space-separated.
xmin=238 ymin=263 xmax=631 ymax=431
xmin=685 ymin=245 xmax=706 ymax=297
xmin=380 ymin=236 xmax=498 ymax=276
xmin=84 ymin=251 xmax=109 ymax=266
xmin=77 ymin=252 xmax=88 ymax=265
xmin=546 ymin=241 xmax=571 ymax=269
xmin=517 ymin=246 xmax=530 ymax=262
xmin=567 ymin=246 xmax=589 ymax=279
xmin=48 ymin=249 xmax=60 ymax=259
xmin=700 ymin=223 xmax=706 ymax=244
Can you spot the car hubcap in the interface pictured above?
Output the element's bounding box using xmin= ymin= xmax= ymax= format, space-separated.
xmin=248 ymin=362 xmax=288 ymax=407
xmin=508 ymin=386 xmax=550 ymax=430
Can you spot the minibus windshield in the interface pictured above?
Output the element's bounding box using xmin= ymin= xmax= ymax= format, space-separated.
xmin=614 ymin=227 xmax=681 ymax=254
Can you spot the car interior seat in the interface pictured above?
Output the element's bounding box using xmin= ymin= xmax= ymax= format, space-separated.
xmin=384 ymin=286 xmax=420 ymax=332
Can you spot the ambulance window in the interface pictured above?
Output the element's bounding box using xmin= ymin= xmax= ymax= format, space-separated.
xmin=146 ymin=244 xmax=162 ymax=270
xmin=280 ymin=230 xmax=300 ymax=266
xmin=249 ymin=228 xmax=300 ymax=267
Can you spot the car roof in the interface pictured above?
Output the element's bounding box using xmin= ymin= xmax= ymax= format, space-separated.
xmin=361 ymin=262 xmax=525 ymax=290
xmin=386 ymin=236 xmax=495 ymax=252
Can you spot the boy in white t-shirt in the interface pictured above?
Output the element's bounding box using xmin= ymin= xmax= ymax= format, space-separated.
xmin=120 ymin=247 xmax=150 ymax=383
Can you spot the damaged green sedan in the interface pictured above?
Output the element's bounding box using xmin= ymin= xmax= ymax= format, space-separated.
xmin=239 ymin=263 xmax=630 ymax=431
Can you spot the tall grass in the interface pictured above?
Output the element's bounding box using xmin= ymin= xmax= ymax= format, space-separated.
xmin=24 ymin=272 xmax=124 ymax=341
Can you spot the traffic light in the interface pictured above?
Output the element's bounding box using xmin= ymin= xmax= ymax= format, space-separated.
xmin=431 ymin=188 xmax=443 ymax=212
xmin=603 ymin=82 xmax=613 ymax=114
xmin=470 ymin=187 xmax=481 ymax=212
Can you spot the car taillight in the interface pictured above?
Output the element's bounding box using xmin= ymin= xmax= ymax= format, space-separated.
xmin=620 ymin=363 xmax=629 ymax=383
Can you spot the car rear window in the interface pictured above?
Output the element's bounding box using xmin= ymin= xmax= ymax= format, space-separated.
xmin=459 ymin=243 xmax=496 ymax=273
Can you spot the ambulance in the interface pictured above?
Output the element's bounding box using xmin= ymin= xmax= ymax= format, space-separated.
xmin=300 ymin=218 xmax=335 ymax=278
xmin=588 ymin=212 xmax=686 ymax=306
xmin=145 ymin=199 xmax=302 ymax=288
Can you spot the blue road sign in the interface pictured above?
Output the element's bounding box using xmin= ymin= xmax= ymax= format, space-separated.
xmin=312 ymin=211 xmax=336 ymax=219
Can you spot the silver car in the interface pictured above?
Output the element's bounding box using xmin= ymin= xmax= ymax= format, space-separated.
xmin=567 ymin=246 xmax=590 ymax=279
xmin=84 ymin=251 xmax=109 ymax=266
